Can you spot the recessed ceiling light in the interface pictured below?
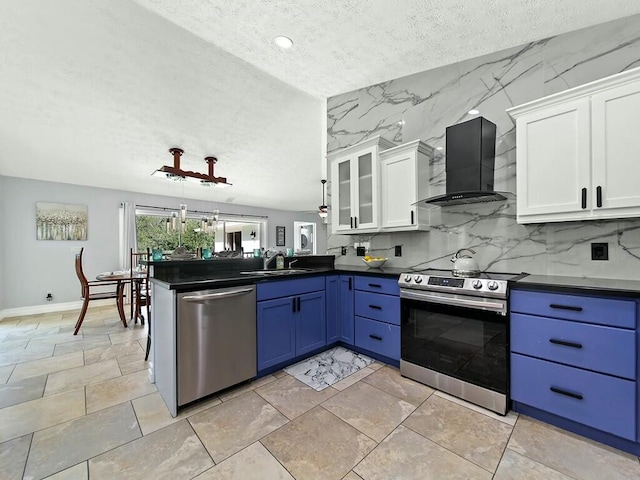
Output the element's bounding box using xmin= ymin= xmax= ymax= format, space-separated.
xmin=436 ymin=147 xmax=444 ymax=151
xmin=468 ymin=109 xmax=480 ymax=115
xmin=273 ymin=35 xmax=293 ymax=49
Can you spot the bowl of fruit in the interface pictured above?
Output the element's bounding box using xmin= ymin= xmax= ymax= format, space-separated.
xmin=362 ymin=256 xmax=388 ymax=268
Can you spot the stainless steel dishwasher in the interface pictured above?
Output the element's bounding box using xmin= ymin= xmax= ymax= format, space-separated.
xmin=177 ymin=285 xmax=256 ymax=406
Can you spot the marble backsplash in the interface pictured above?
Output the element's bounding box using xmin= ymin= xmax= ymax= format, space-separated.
xmin=326 ymin=14 xmax=640 ymax=280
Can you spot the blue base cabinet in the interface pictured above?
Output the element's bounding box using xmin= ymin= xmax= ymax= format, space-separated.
xmin=325 ymin=275 xmax=340 ymax=344
xmin=353 ymin=275 xmax=400 ymax=362
xmin=257 ymin=297 xmax=296 ymax=370
xmin=257 ymin=277 xmax=326 ymax=372
xmin=339 ymin=276 xmax=355 ymax=345
xmin=510 ymin=287 xmax=639 ymax=452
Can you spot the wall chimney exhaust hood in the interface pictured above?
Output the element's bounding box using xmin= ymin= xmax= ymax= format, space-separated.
xmin=422 ymin=116 xmax=506 ymax=206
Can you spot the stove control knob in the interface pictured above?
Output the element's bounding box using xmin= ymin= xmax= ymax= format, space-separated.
xmin=404 ymin=275 xmax=412 ymax=283
xmin=414 ymin=276 xmax=423 ymax=284
xmin=472 ymin=280 xmax=483 ymax=289
xmin=487 ymin=281 xmax=499 ymax=291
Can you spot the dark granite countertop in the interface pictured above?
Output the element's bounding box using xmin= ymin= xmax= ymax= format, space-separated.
xmin=151 ymin=263 xmax=406 ymax=291
xmin=514 ymin=274 xmax=640 ymax=298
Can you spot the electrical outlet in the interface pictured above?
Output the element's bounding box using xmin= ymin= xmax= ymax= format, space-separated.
xmin=46 ymin=292 xmax=53 ymax=302
xmin=591 ymin=242 xmax=609 ymax=260
xmin=356 ymin=246 xmax=366 ymax=256
xmin=341 ymin=246 xmax=347 ymax=256
xmin=395 ymin=245 xmax=402 ymax=257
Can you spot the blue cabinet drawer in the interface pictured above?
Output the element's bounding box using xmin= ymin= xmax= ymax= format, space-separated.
xmin=354 ymin=316 xmax=400 ymax=360
xmin=511 ymin=313 xmax=636 ymax=379
xmin=257 ymin=276 xmax=325 ymax=301
xmin=354 ymin=276 xmax=399 ymax=296
xmin=354 ymin=291 xmax=400 ymax=325
xmin=510 ymin=290 xmax=636 ymax=328
xmin=511 ymin=354 xmax=636 ymax=440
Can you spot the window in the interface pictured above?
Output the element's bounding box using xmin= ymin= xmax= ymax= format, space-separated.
xmin=134 ymin=206 xmax=266 ymax=256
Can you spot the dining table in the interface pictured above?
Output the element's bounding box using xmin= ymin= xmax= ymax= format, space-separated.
xmin=96 ymin=270 xmax=148 ymax=327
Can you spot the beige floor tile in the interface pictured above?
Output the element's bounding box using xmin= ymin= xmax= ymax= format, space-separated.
xmin=131 ymin=392 xmax=221 ymax=435
xmin=332 ymin=366 xmax=375 ymax=391
xmin=189 ymin=391 xmax=288 ymax=463
xmin=362 ymin=366 xmax=434 ymax=406
xmin=493 ymin=449 xmax=572 ymax=480
xmin=108 ymin=327 xmax=146 ymax=345
xmin=76 ymin=323 xmax=132 ymax=336
xmin=195 ymin=442 xmax=294 ymax=480
xmin=83 ymin=342 xmax=143 ymax=365
xmin=0 ymin=388 xmax=85 ymax=443
xmin=0 ymin=374 xmax=46 ymax=408
xmin=218 ymin=374 xmax=277 ymax=402
xmin=4 ymin=327 xmax=58 ymax=341
xmin=9 ymin=352 xmax=84 ymax=383
xmin=118 ymin=358 xmax=147 ymax=375
xmin=1 ymin=338 xmax=30 ymax=352
xmin=0 ymin=433 xmax=32 ymax=480
xmin=434 ymin=391 xmax=519 ymax=426
xmin=256 ymin=375 xmax=339 ymax=420
xmin=27 ymin=332 xmax=86 ymax=348
xmin=53 ymin=337 xmax=111 ymax=357
xmin=262 ymin=406 xmax=376 ymax=480
xmin=0 ymin=343 xmax=54 ymax=367
xmin=322 ymin=381 xmax=416 ymax=442
xmin=403 ymin=394 xmax=512 ymax=472
xmin=508 ymin=416 xmax=640 ymax=479
xmin=368 ymin=362 xmax=384 ymax=371
xmin=44 ymin=359 xmax=121 ymax=396
xmin=85 ymin=369 xmax=157 ymax=413
xmin=272 ymin=370 xmax=289 ymax=379
xmin=89 ymin=420 xmax=213 ymax=480
xmin=24 ymin=402 xmax=141 ymax=480
xmin=0 ymin=365 xmax=15 ymax=384
xmin=354 ymin=425 xmax=492 ymax=480
xmin=43 ymin=462 xmax=88 ymax=480
xmin=343 ymin=472 xmax=363 ymax=480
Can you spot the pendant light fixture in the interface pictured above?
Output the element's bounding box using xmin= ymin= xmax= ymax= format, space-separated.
xmin=152 ymin=148 xmax=232 ymax=188
xmin=318 ymin=179 xmax=328 ymax=220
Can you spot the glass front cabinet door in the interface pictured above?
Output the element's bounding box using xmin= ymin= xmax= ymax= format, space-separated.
xmin=329 ymin=136 xmax=395 ymax=234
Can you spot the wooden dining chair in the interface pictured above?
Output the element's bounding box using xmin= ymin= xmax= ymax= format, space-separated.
xmin=130 ymin=248 xmax=152 ymax=361
xmin=74 ymin=247 xmax=120 ymax=335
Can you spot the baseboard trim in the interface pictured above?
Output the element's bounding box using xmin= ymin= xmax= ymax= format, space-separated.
xmin=0 ymin=299 xmax=115 ymax=321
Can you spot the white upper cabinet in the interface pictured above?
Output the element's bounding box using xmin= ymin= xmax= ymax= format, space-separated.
xmin=329 ymin=136 xmax=395 ymax=234
xmin=380 ymin=140 xmax=433 ymax=231
xmin=508 ymin=67 xmax=640 ymax=224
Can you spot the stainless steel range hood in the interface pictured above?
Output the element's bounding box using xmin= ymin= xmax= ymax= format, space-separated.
xmin=422 ymin=117 xmax=506 ymax=206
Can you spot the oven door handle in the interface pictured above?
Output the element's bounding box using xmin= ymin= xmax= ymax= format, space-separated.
xmin=400 ymin=290 xmax=507 ymax=314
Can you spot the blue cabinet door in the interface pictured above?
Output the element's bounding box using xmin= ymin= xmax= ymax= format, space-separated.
xmin=339 ymin=276 xmax=355 ymax=345
xmin=325 ymin=275 xmax=340 ymax=344
xmin=296 ymin=291 xmax=326 ymax=356
xmin=257 ymin=297 xmax=296 ymax=371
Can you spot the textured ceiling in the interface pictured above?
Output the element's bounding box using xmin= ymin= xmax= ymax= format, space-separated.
xmin=2 ymin=1 xmax=640 ymax=211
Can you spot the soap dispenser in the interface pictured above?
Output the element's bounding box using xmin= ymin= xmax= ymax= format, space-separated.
xmin=276 ymin=253 xmax=285 ymax=270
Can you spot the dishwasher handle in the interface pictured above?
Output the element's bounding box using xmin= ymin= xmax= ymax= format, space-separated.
xmin=182 ymin=287 xmax=254 ymax=302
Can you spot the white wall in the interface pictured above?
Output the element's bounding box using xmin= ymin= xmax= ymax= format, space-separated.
xmin=0 ymin=175 xmax=326 ymax=312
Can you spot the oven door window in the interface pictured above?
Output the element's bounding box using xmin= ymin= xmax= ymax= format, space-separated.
xmin=401 ymin=298 xmax=508 ymax=394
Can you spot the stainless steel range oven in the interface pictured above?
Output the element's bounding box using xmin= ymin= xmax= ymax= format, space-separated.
xmin=399 ymin=270 xmax=527 ymax=415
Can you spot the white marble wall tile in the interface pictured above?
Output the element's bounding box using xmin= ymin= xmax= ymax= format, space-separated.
xmin=543 ymin=14 xmax=640 ymax=95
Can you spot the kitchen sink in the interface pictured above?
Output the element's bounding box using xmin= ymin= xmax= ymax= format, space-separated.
xmin=239 ymin=269 xmax=312 ymax=276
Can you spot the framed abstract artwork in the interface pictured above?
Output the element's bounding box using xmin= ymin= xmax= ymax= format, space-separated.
xmin=276 ymin=225 xmax=285 ymax=246
xmin=36 ymin=202 xmax=88 ymax=240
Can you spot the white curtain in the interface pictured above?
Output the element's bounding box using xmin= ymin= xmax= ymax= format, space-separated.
xmin=119 ymin=202 xmax=137 ymax=305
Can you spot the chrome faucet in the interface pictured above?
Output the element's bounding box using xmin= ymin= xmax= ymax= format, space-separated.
xmin=288 ymin=259 xmax=299 ymax=269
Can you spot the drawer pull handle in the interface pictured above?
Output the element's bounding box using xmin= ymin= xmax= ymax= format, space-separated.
xmin=369 ymin=305 xmax=382 ymax=310
xmin=369 ymin=334 xmax=383 ymax=341
xmin=581 ymin=187 xmax=587 ymax=209
xmin=549 ymin=304 xmax=583 ymax=312
xmin=368 ymin=283 xmax=382 ymax=288
xmin=550 ymin=386 xmax=583 ymax=400
xmin=549 ymin=338 xmax=583 ymax=349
